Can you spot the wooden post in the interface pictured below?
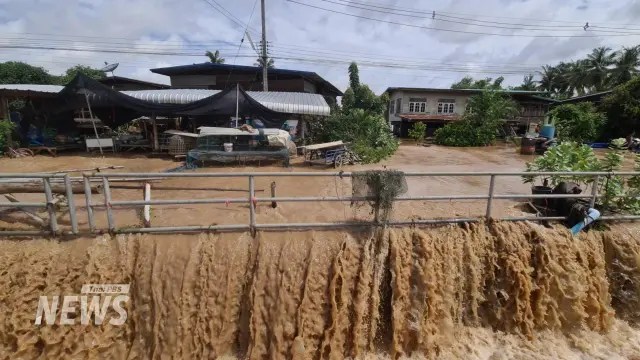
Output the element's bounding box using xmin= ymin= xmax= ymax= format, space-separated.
xmin=270 ymin=181 xmax=277 ymax=208
xmin=2 ymin=97 xmax=9 ymax=121
xmin=151 ymin=114 xmax=159 ymax=151
xmin=143 ymin=183 xmax=151 ymax=227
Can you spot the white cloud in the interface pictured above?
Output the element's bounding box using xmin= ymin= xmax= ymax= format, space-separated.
xmin=0 ymin=0 xmax=639 ymax=92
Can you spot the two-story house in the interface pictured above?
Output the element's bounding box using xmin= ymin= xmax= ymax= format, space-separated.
xmin=151 ymin=63 xmax=343 ymax=105
xmin=384 ymin=87 xmax=556 ymax=137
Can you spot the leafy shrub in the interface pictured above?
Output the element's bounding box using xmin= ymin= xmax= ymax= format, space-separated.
xmin=523 ymin=142 xmax=601 ymax=187
xmin=523 ymin=141 xmax=640 ymax=214
xmin=548 ymin=102 xmax=605 ymax=143
xmin=0 ymin=120 xmax=15 ymax=154
xmin=307 ymin=62 xmax=398 ymax=163
xmin=434 ymin=90 xmax=519 ymax=147
xmin=408 ymin=122 xmax=426 ymax=144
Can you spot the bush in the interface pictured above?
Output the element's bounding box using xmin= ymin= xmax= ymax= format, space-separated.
xmin=548 ymin=102 xmax=605 ymax=143
xmin=317 ymin=109 xmax=398 ymax=163
xmin=601 ymin=77 xmax=640 ymax=139
xmin=434 ymin=90 xmax=519 ymax=147
xmin=408 ymin=122 xmax=426 ymax=144
xmin=0 ymin=120 xmax=16 ymax=154
xmin=523 ymin=141 xmax=640 ymax=214
xmin=308 ymin=62 xmax=398 ymax=163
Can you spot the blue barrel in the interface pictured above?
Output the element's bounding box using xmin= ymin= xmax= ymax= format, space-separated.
xmin=540 ymin=125 xmax=555 ymax=139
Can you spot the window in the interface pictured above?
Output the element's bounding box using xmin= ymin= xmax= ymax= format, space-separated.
xmin=389 ymin=100 xmax=395 ymax=115
xmin=409 ymin=97 xmax=427 ymax=113
xmin=395 ymin=99 xmax=401 ymax=115
xmin=437 ymin=99 xmax=455 ymax=114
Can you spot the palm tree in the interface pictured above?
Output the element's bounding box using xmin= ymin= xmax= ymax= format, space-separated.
xmin=205 ymin=50 xmax=225 ymax=64
xmin=610 ymin=46 xmax=640 ymax=85
xmin=586 ymin=46 xmax=617 ymax=91
xmin=537 ymin=65 xmax=557 ymax=93
xmin=566 ymin=60 xmax=591 ymax=96
xmin=255 ymin=57 xmax=274 ymax=68
xmin=516 ymin=74 xmax=536 ymax=91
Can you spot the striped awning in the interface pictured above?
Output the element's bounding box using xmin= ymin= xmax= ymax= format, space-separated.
xmin=121 ymin=89 xmax=330 ymax=116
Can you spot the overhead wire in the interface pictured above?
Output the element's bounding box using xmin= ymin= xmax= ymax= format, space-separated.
xmin=286 ymin=0 xmax=640 ymax=37
xmin=322 ymin=0 xmax=640 ymax=27
xmin=199 ymin=0 xmax=261 ymax=35
xmin=326 ymin=0 xmax=640 ymax=31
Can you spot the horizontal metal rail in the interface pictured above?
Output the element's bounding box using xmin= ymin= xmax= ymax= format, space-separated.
xmin=2 ymin=170 xmax=640 ymax=237
xmin=0 ymin=202 xmax=47 ymax=208
xmin=87 ymin=171 xmax=640 ymax=178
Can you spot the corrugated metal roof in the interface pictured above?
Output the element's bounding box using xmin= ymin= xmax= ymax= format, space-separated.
xmin=122 ymin=89 xmax=331 ymax=116
xmin=0 ymin=84 xmax=331 ymax=116
xmin=0 ymin=84 xmax=63 ymax=93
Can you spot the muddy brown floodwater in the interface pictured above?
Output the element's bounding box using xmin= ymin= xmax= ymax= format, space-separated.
xmin=1 ymin=223 xmax=640 ymax=359
xmin=0 ymin=144 xmax=535 ymax=232
xmin=1 ymin=145 xmax=640 ymax=359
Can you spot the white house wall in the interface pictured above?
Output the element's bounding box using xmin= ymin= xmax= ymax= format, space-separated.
xmin=388 ymin=90 xmax=469 ymax=122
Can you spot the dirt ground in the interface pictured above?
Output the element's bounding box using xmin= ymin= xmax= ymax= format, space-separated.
xmin=0 ymin=143 xmax=541 ymax=233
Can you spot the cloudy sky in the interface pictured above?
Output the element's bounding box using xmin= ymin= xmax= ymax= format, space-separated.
xmin=1 ymin=0 xmax=639 ymax=93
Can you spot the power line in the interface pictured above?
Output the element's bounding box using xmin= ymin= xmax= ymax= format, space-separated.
xmin=286 ymin=0 xmax=640 ymax=37
xmin=199 ymin=0 xmax=261 ymax=35
xmin=0 ymin=44 xmax=257 ymax=57
xmin=326 ymin=0 xmax=640 ymax=31
xmin=324 ymin=0 xmax=640 ymax=28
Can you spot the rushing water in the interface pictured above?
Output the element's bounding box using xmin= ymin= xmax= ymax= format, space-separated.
xmin=1 ymin=222 xmax=639 ymax=359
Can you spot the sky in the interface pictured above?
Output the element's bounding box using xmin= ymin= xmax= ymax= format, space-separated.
xmin=1 ymin=0 xmax=639 ymax=94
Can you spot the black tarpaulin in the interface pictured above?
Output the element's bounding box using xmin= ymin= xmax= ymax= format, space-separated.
xmin=53 ymin=73 xmax=281 ymax=121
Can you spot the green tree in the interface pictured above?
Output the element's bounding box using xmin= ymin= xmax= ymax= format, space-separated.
xmin=514 ymin=74 xmax=537 ymax=91
xmin=434 ymin=90 xmax=518 ymax=146
xmin=451 ymin=76 xmax=504 ymax=90
xmin=601 ymin=76 xmax=640 ymax=139
xmin=610 ymin=46 xmax=640 ymax=85
xmin=586 ymin=46 xmax=617 ymax=91
xmin=566 ymin=60 xmax=591 ymax=96
xmin=0 ymin=61 xmax=54 ymax=84
xmin=408 ymin=122 xmax=426 ymax=144
xmin=254 ymin=57 xmax=274 ymax=68
xmin=56 ymin=65 xmax=105 ymax=85
xmin=205 ymin=50 xmax=225 ymax=64
xmin=309 ymin=62 xmax=397 ymax=163
xmin=548 ymin=102 xmax=606 ymax=143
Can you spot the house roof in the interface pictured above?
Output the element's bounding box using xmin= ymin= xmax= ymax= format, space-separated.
xmin=385 ymin=87 xmax=549 ymax=96
xmin=0 ymin=84 xmax=63 ymax=97
xmin=0 ymin=84 xmax=331 ymax=116
xmin=120 ymin=89 xmax=331 ymax=116
xmin=98 ymin=76 xmax=170 ymax=89
xmin=399 ymin=114 xmax=461 ymax=121
xmin=558 ymin=90 xmax=613 ymax=104
xmin=150 ymin=63 xmax=343 ymax=96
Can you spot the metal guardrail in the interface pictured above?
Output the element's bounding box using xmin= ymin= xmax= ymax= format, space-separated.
xmin=1 ymin=171 xmax=640 ymax=237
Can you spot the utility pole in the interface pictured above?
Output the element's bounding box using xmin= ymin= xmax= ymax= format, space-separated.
xmin=261 ymin=0 xmax=268 ymax=91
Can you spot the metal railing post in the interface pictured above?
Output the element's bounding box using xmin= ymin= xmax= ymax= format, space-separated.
xmin=102 ymin=177 xmax=115 ymax=232
xmin=485 ymin=175 xmax=496 ymax=219
xmin=590 ymin=175 xmax=600 ymax=208
xmin=249 ymin=175 xmax=256 ymax=237
xmin=43 ymin=177 xmax=58 ymax=234
xmin=83 ymin=175 xmax=96 ymax=233
xmin=63 ymin=174 xmax=78 ymax=234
